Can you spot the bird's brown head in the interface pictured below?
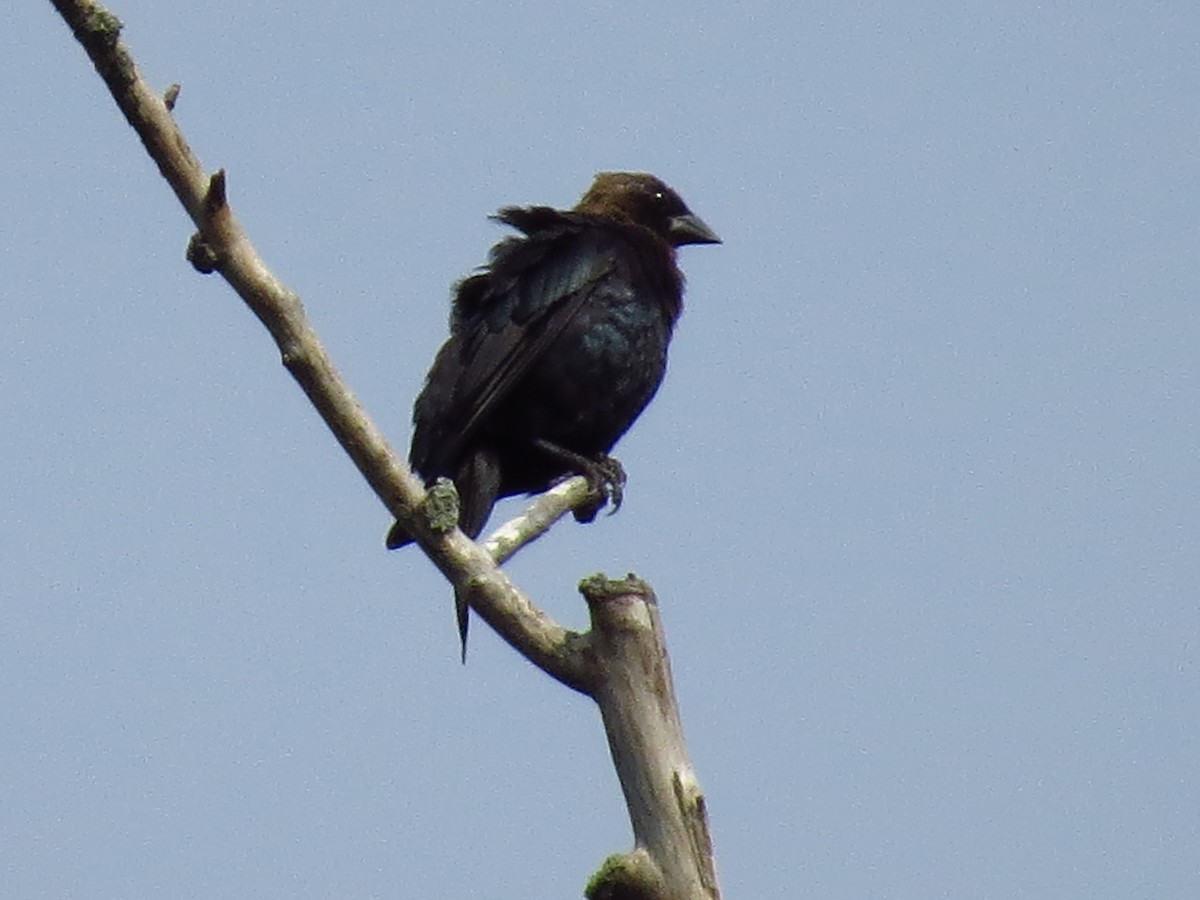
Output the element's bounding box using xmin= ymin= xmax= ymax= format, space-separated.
xmin=574 ymin=172 xmax=721 ymax=248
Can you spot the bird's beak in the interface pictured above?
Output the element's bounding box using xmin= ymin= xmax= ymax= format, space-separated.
xmin=668 ymin=213 xmax=722 ymax=246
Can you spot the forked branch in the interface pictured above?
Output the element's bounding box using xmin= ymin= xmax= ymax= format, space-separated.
xmin=47 ymin=0 xmax=579 ymax=682
xmin=48 ymin=3 xmax=720 ymax=896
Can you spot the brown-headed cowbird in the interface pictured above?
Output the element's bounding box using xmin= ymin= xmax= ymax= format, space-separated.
xmin=388 ymin=172 xmax=719 ymax=653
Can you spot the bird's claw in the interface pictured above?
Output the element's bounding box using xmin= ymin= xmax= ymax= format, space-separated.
xmin=533 ymin=439 xmax=628 ymax=524
xmin=572 ymin=454 xmax=627 ymax=524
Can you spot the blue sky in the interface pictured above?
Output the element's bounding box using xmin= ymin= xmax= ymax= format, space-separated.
xmin=3 ymin=2 xmax=1198 ymax=896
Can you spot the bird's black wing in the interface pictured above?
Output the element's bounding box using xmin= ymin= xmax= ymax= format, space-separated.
xmin=411 ymin=216 xmax=622 ymax=476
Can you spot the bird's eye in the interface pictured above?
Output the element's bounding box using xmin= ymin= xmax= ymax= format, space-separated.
xmin=653 ymin=191 xmax=666 ymax=202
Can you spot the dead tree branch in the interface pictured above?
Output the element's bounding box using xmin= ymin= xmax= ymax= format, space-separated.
xmin=48 ymin=2 xmax=720 ymax=896
xmin=47 ymin=0 xmax=576 ymax=682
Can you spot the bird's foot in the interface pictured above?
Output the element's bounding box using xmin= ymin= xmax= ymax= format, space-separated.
xmin=534 ymin=441 xmax=627 ymax=523
xmin=572 ymin=454 xmax=627 ymax=524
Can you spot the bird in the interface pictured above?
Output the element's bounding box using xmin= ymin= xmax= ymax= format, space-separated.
xmin=387 ymin=172 xmax=720 ymax=655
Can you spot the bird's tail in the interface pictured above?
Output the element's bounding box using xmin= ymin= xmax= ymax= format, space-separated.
xmin=383 ymin=450 xmax=503 ymax=660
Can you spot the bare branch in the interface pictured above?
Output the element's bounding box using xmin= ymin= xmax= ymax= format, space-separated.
xmin=49 ymin=5 xmax=721 ymax=896
xmin=584 ymin=575 xmax=720 ymax=899
xmin=47 ymin=0 xmax=589 ymax=685
xmin=484 ymin=476 xmax=592 ymax=565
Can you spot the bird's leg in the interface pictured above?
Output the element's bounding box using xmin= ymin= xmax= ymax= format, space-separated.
xmin=533 ymin=439 xmax=628 ymax=523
